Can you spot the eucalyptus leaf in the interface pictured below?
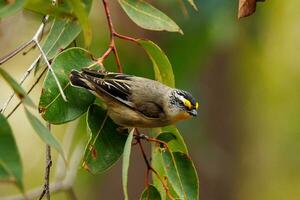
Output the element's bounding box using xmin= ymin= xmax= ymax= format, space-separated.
xmin=162 ymin=151 xmax=199 ymax=200
xmin=0 ymin=113 xmax=23 ymax=191
xmin=151 ymin=143 xmax=167 ymax=200
xmin=156 ymin=132 xmax=177 ymax=144
xmin=35 ymin=18 xmax=82 ymax=74
xmin=39 ymin=47 xmax=96 ymax=124
xmin=82 ymin=104 xmax=128 ymax=174
xmin=138 ymin=39 xmax=175 ymax=87
xmin=66 ymin=0 xmax=92 ymax=47
xmin=0 ymin=68 xmax=35 ymax=108
xmin=122 ymin=129 xmax=134 ymax=200
xmin=151 ymin=127 xmax=190 ymax=199
xmin=24 ymin=0 xmax=73 ymax=18
xmin=24 ymin=108 xmax=66 ymax=162
xmin=161 ymin=126 xmax=188 ymax=153
xmin=140 ymin=184 xmax=162 ymax=200
xmin=118 ymin=0 xmax=182 ymax=34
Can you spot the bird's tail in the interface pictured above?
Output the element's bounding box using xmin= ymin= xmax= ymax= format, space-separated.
xmin=69 ymin=70 xmax=92 ymax=90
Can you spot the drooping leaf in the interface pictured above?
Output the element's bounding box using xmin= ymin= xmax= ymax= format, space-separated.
xmin=140 ymin=184 xmax=162 ymax=200
xmin=0 ymin=68 xmax=35 ymax=108
xmin=161 ymin=151 xmax=199 ymax=200
xmin=82 ymin=104 xmax=128 ymax=174
xmin=35 ymin=18 xmax=82 ymax=74
xmin=24 ymin=108 xmax=66 ymax=161
xmin=38 ymin=47 xmax=96 ymax=124
xmin=122 ymin=129 xmax=134 ymax=200
xmin=151 ymin=144 xmax=167 ymax=200
xmin=151 ymin=144 xmax=180 ymax=200
xmin=0 ymin=0 xmax=25 ymax=19
xmin=118 ymin=0 xmax=182 ymax=34
xmin=157 ymin=132 xmax=177 ymax=144
xmin=161 ymin=126 xmax=188 ymax=153
xmin=151 ymin=127 xmax=190 ymax=199
xmin=138 ymin=39 xmax=175 ymax=87
xmin=66 ymin=0 xmax=92 ymax=47
xmin=0 ymin=113 xmax=23 ymax=191
xmin=24 ymin=0 xmax=73 ymax=18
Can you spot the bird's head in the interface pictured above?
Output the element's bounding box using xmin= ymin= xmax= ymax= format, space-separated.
xmin=168 ymin=89 xmax=199 ymax=121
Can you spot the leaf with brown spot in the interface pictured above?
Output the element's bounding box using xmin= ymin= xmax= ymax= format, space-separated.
xmin=82 ymin=104 xmax=128 ymax=174
xmin=0 ymin=68 xmax=35 ymax=108
xmin=38 ymin=48 xmax=96 ymax=124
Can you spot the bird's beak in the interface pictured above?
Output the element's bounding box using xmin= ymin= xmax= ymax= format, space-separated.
xmin=188 ymin=109 xmax=197 ymax=117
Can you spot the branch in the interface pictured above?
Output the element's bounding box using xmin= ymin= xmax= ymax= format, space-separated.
xmin=97 ymin=0 xmax=138 ymax=72
xmin=135 ymin=130 xmax=175 ymax=200
xmin=0 ymin=143 xmax=84 ymax=200
xmin=6 ymin=67 xmax=47 ymax=119
xmin=0 ymin=57 xmax=40 ymax=114
xmin=0 ymin=15 xmax=67 ymax=113
xmin=39 ymin=123 xmax=52 ymax=200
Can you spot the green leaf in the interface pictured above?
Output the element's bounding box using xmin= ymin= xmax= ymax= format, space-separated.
xmin=151 ymin=127 xmax=189 ymax=198
xmin=0 ymin=68 xmax=35 ymax=108
xmin=35 ymin=18 xmax=82 ymax=74
xmin=82 ymin=104 xmax=128 ymax=174
xmin=43 ymin=19 xmax=81 ymax=59
xmin=24 ymin=0 xmax=73 ymax=18
xmin=162 ymin=151 xmax=199 ymax=200
xmin=140 ymin=184 xmax=162 ymax=200
xmin=118 ymin=0 xmax=182 ymax=34
xmin=0 ymin=0 xmax=25 ymax=19
xmin=122 ymin=129 xmax=134 ymax=200
xmin=0 ymin=113 xmax=23 ymax=191
xmin=65 ymin=0 xmax=92 ymax=47
xmin=24 ymin=108 xmax=66 ymax=161
xmin=138 ymin=39 xmax=175 ymax=87
xmin=38 ymin=47 xmax=96 ymax=124
xmin=156 ymin=132 xmax=177 ymax=144
xmin=161 ymin=126 xmax=188 ymax=153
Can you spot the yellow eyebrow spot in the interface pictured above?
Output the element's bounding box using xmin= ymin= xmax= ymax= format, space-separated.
xmin=196 ymin=102 xmax=199 ymax=110
xmin=184 ymin=99 xmax=192 ymax=110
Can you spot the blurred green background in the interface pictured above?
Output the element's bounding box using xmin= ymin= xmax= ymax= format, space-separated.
xmin=1 ymin=0 xmax=300 ymax=199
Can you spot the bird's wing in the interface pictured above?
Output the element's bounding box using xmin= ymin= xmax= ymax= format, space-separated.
xmin=71 ymin=69 xmax=134 ymax=109
xmin=71 ymin=69 xmax=165 ymax=119
xmin=136 ymin=101 xmax=164 ymax=118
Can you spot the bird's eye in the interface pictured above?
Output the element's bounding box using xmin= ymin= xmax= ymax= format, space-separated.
xmin=183 ymin=99 xmax=192 ymax=110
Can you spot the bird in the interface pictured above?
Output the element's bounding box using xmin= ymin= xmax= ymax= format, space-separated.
xmin=69 ymin=68 xmax=198 ymax=128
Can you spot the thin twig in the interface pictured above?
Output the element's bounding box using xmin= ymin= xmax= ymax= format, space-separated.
xmin=0 ymin=40 xmax=34 ymax=65
xmin=114 ymin=32 xmax=138 ymax=43
xmin=0 ymin=144 xmax=84 ymax=200
xmin=34 ymin=41 xmax=67 ymax=101
xmin=39 ymin=123 xmax=52 ymax=200
xmin=1 ymin=56 xmax=40 ymax=114
xmin=6 ymin=67 xmax=47 ymax=119
xmin=98 ymin=0 xmax=122 ymax=72
xmin=97 ymin=0 xmax=142 ymax=72
xmin=0 ymin=15 xmax=67 ymax=112
xmin=135 ymin=130 xmax=175 ymax=200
